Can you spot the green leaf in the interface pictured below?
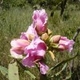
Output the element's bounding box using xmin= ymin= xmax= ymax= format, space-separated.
xmin=65 ymin=74 xmax=71 ymax=80
xmin=8 ymin=61 xmax=19 ymax=80
xmin=24 ymin=70 xmax=36 ymax=79
xmin=50 ymin=63 xmax=67 ymax=78
xmin=48 ymin=53 xmax=78 ymax=73
xmin=0 ymin=65 xmax=8 ymax=78
xmin=55 ymin=63 xmax=67 ymax=76
xmin=54 ymin=0 xmax=63 ymax=4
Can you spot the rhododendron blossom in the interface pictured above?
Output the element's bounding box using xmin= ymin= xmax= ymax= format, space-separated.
xmin=32 ymin=9 xmax=48 ymax=34
xmin=58 ymin=37 xmax=74 ymax=52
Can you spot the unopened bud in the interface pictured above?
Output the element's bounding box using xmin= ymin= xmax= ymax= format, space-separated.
xmin=41 ymin=33 xmax=49 ymax=41
xmin=49 ymin=51 xmax=55 ymax=61
xmin=50 ymin=35 xmax=61 ymax=43
xmin=29 ymin=34 xmax=35 ymax=40
xmin=47 ymin=28 xmax=52 ymax=35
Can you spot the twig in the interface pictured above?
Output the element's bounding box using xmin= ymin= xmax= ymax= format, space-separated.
xmin=73 ymin=27 xmax=80 ymax=41
xmin=70 ymin=27 xmax=80 ymax=79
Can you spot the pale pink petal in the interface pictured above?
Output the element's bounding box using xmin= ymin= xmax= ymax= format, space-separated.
xmin=39 ymin=9 xmax=48 ymax=24
xmin=20 ymin=32 xmax=28 ymax=40
xmin=37 ymin=43 xmax=46 ymax=56
xmin=20 ymin=24 xmax=38 ymax=40
xmin=32 ymin=9 xmax=48 ymax=23
xmin=11 ymin=39 xmax=20 ymax=47
xmin=39 ymin=62 xmax=49 ymax=75
xmin=59 ymin=36 xmax=74 ymax=52
xmin=36 ymin=18 xmax=47 ymax=34
xmin=26 ymin=24 xmax=38 ymax=38
xmin=10 ymin=48 xmax=23 ymax=58
xmin=67 ymin=40 xmax=74 ymax=52
xmin=32 ymin=9 xmax=48 ymax=34
xmin=25 ymin=37 xmax=46 ymax=57
xmin=23 ymin=37 xmax=47 ymax=68
xmin=11 ymin=39 xmax=29 ymax=48
xmin=10 ymin=39 xmax=30 ymax=58
xmin=22 ymin=55 xmax=35 ymax=67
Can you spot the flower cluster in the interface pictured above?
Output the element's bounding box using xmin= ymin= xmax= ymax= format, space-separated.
xmin=10 ymin=9 xmax=74 ymax=75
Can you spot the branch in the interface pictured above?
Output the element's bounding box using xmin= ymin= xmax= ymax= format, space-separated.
xmin=70 ymin=27 xmax=80 ymax=78
xmin=73 ymin=27 xmax=80 ymax=41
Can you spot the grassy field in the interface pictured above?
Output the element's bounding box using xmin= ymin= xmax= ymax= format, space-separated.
xmin=0 ymin=3 xmax=80 ymax=80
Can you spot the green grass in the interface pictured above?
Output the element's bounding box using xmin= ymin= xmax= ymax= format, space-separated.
xmin=0 ymin=3 xmax=80 ymax=80
xmin=0 ymin=5 xmax=33 ymax=80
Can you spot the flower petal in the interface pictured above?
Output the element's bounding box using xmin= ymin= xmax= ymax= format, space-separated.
xmin=59 ymin=36 xmax=74 ymax=52
xmin=32 ymin=9 xmax=48 ymax=34
xmin=10 ymin=48 xmax=23 ymax=58
xmin=22 ymin=55 xmax=35 ymax=67
xmin=39 ymin=62 xmax=49 ymax=75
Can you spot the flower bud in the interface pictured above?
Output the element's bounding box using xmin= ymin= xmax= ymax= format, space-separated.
xmin=58 ymin=45 xmax=66 ymax=51
xmin=49 ymin=51 xmax=55 ymax=61
xmin=29 ymin=34 xmax=35 ymax=41
xmin=58 ymin=36 xmax=74 ymax=52
xmin=41 ymin=33 xmax=49 ymax=41
xmin=50 ymin=35 xmax=61 ymax=43
xmin=47 ymin=28 xmax=52 ymax=35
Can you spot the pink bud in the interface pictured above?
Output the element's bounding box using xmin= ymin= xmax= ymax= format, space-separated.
xmin=58 ymin=37 xmax=74 ymax=52
xmin=50 ymin=35 xmax=61 ymax=43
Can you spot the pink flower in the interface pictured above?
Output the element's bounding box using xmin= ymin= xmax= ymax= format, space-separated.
xmin=20 ymin=24 xmax=38 ymax=40
xmin=32 ymin=9 xmax=48 ymax=34
xmin=39 ymin=62 xmax=49 ymax=75
xmin=10 ymin=39 xmax=30 ymax=58
xmin=22 ymin=37 xmax=47 ymax=67
xmin=58 ymin=37 xmax=74 ymax=52
xmin=10 ymin=24 xmax=38 ymax=58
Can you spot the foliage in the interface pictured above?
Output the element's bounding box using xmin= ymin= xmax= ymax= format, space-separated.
xmin=2 ymin=0 xmax=26 ymax=9
xmin=0 ymin=1 xmax=80 ymax=80
xmin=0 ymin=66 xmax=8 ymax=78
